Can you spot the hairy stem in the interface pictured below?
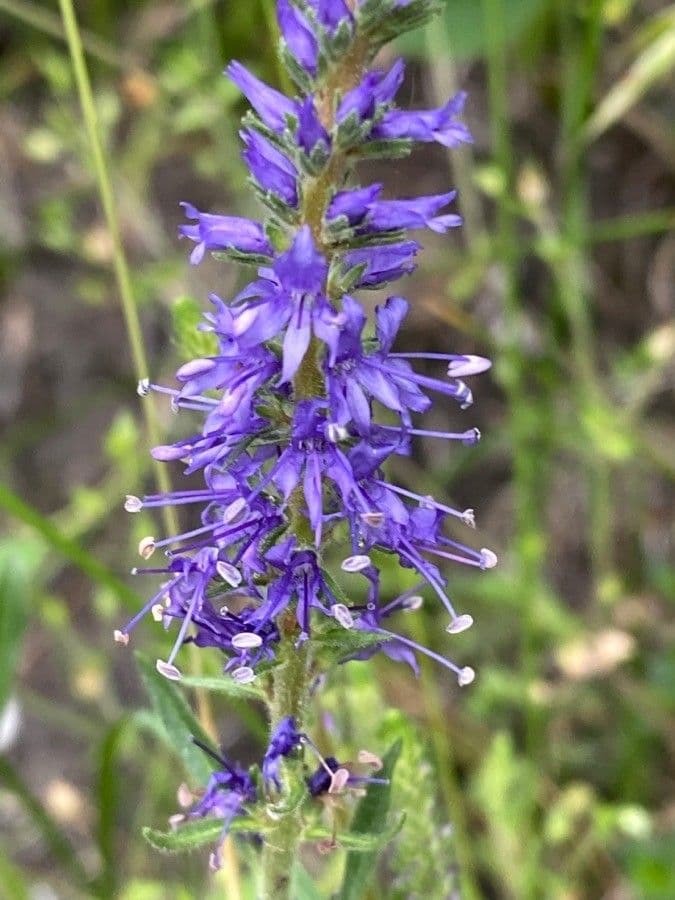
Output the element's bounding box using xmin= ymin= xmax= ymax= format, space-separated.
xmin=260 ymin=24 xmax=371 ymax=900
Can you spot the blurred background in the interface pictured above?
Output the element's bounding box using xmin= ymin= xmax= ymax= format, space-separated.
xmin=0 ymin=1 xmax=673 ymax=898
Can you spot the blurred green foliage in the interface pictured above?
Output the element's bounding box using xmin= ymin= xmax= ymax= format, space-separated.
xmin=0 ymin=0 xmax=673 ymax=897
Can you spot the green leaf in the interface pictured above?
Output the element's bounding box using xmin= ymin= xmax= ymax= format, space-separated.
xmin=338 ymin=740 xmax=403 ymax=899
xmin=135 ymin=653 xmax=215 ymax=783
xmin=307 ymin=814 xmax=405 ymax=852
xmin=290 ymin=863 xmax=323 ymax=900
xmin=179 ymin=674 xmax=265 ymax=702
xmin=0 ymin=757 xmax=91 ymax=892
xmin=143 ymin=815 xmax=262 ymax=854
xmin=94 ymin=718 xmax=129 ymax=898
xmin=171 ymin=296 xmax=218 ymax=361
xmin=312 ymin=623 xmax=391 ymax=665
xmin=0 ymin=538 xmax=40 ymax=710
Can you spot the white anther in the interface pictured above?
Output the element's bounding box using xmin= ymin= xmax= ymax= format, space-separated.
xmin=403 ymin=595 xmax=424 ymax=612
xmin=216 ymin=560 xmax=242 ymax=587
xmin=223 ymin=498 xmax=247 ymax=524
xmin=447 ymin=355 xmax=492 ymax=378
xmin=329 ymin=768 xmax=350 ymax=794
xmin=208 ymin=852 xmax=221 ymax=872
xmin=446 ymin=614 xmax=474 ymax=634
xmin=156 ymin=659 xmax=182 ymax=681
xmin=137 ymin=378 xmax=150 ymax=396
xmin=219 ymin=605 xmax=230 ymax=617
xmin=113 ymin=629 xmax=129 ymax=645
xmin=331 ymin=603 xmax=354 ymax=629
xmin=177 ymin=783 xmax=193 ymax=808
xmin=232 ymin=666 xmax=256 ymax=684
xmin=231 ymin=632 xmax=263 ymax=651
xmin=360 ymin=511 xmax=385 ymax=527
xmin=462 ymin=509 xmax=476 ymax=528
xmin=124 ymin=495 xmax=143 ymax=513
xmin=341 ymin=554 xmax=371 ymax=573
xmin=458 ymin=666 xmax=476 ymax=687
xmin=326 ymin=422 xmax=349 ymax=443
xmin=151 ymin=604 xmax=165 ymax=622
xmin=138 ymin=536 xmax=156 ymax=559
xmin=357 ymin=750 xmax=383 ymax=769
xmin=480 ymin=548 xmax=498 ymax=570
xmin=168 ymin=813 xmax=185 ymax=830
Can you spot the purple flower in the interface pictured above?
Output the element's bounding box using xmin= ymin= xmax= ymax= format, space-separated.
xmin=306 ymin=0 xmax=353 ymax=34
xmin=372 ymin=92 xmax=473 ymax=148
xmin=241 ymin=128 xmax=299 ymax=207
xmin=277 ymin=0 xmax=319 ymax=77
xmin=179 ymin=203 xmax=273 ymax=265
xmin=327 ymin=186 xmax=462 ymax=234
xmin=344 ymin=241 xmax=420 ymax=287
xmin=306 ymin=756 xmax=388 ymax=796
xmin=226 ymin=61 xmax=297 ymax=133
xmin=177 ymin=741 xmax=256 ymax=871
xmin=233 ymin=227 xmax=344 ymax=383
xmin=336 ymin=60 xmax=405 ymax=126
xmin=296 ymin=97 xmax=330 ymax=156
xmin=263 ymin=717 xmax=303 ymax=790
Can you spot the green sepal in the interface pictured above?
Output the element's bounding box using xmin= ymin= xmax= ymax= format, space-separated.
xmin=211 ymin=248 xmax=273 ymax=266
xmin=328 ymin=229 xmax=407 ymax=251
xmin=328 ymin=259 xmax=368 ymax=296
xmin=250 ymin=181 xmax=300 ymax=226
xmin=279 ymin=42 xmax=315 ymax=93
xmin=350 ymin=138 xmax=413 ymax=161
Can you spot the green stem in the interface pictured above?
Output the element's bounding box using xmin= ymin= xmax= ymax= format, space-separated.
xmin=259 ymin=23 xmax=371 ymax=900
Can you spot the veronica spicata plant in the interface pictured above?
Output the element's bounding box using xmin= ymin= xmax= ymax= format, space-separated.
xmin=119 ymin=1 xmax=495 ymax=895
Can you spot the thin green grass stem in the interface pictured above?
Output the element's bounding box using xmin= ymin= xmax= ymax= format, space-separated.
xmin=557 ymin=0 xmax=614 ymax=597
xmin=483 ymin=0 xmax=547 ymax=893
xmin=57 ymin=0 xmax=218 ymax=744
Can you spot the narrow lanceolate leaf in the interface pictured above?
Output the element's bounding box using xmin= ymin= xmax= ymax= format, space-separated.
xmin=290 ymin=863 xmax=323 ymax=900
xmin=585 ymin=24 xmax=675 ymax=141
xmin=307 ymin=814 xmax=405 ymax=852
xmin=95 ymin=719 xmax=129 ymax=899
xmin=312 ymin=623 xmax=392 ymax=664
xmin=178 ymin=674 xmax=265 ymax=701
xmin=0 ymin=758 xmax=91 ymax=892
xmin=135 ymin=653 xmax=214 ymax=783
xmin=338 ymin=740 xmax=403 ymax=900
xmin=143 ymin=815 xmax=262 ymax=853
xmin=0 ymin=539 xmax=38 ymax=711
